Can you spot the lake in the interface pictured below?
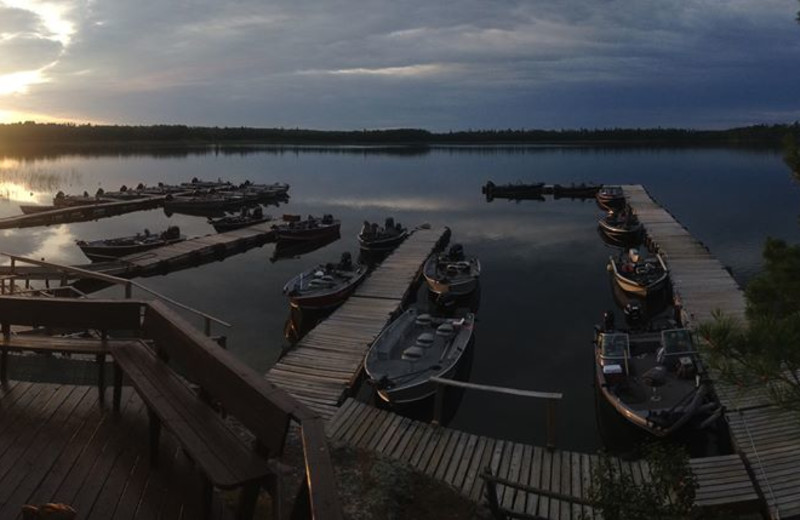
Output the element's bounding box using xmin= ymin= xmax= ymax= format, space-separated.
xmin=1 ymin=145 xmax=797 ymax=454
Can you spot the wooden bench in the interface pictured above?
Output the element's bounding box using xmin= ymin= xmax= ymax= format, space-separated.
xmin=0 ymin=296 xmax=144 ymax=401
xmin=112 ymin=301 xmax=292 ymax=520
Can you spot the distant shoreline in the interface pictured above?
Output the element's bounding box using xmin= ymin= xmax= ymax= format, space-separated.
xmin=0 ymin=122 xmax=797 ymax=151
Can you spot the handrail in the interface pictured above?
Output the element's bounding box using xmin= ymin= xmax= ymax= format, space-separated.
xmin=0 ymin=252 xmax=230 ymax=333
xmin=430 ymin=376 xmax=562 ymax=449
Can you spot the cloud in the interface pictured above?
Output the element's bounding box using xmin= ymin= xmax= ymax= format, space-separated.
xmin=2 ymin=0 xmax=799 ymax=128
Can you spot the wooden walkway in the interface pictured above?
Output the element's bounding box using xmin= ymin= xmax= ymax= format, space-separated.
xmin=266 ymin=227 xmax=449 ymax=420
xmin=624 ymin=184 xmax=797 ymax=518
xmin=0 ymin=196 xmax=166 ymax=230
xmin=0 ymin=380 xmax=233 ymax=519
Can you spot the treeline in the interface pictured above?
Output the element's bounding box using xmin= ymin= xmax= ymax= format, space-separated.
xmin=0 ymin=121 xmax=798 ymax=147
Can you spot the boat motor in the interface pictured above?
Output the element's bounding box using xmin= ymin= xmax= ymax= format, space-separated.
xmin=448 ymin=244 xmax=465 ymax=261
xmin=385 ymin=217 xmax=395 ymax=230
xmin=602 ymin=310 xmax=615 ymax=332
xmin=623 ymin=302 xmax=644 ymax=327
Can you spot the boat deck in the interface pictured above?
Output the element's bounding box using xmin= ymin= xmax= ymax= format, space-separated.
xmin=265 ymin=227 xmax=449 ymax=420
xmin=624 ymin=184 xmax=798 ymax=518
xmin=0 ymin=381 xmax=234 ymax=520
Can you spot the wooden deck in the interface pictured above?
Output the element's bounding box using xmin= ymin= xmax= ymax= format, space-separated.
xmin=623 ymin=184 xmax=796 ymax=518
xmin=265 ymin=227 xmax=449 ymax=420
xmin=0 ymin=380 xmax=234 ymax=520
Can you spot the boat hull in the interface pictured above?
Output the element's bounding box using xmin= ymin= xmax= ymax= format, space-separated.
xmin=609 ymin=254 xmax=668 ymax=297
xmin=285 ymin=267 xmax=368 ymax=310
xmin=358 ymin=230 xmax=408 ymax=251
xmin=275 ymin=222 xmax=341 ymax=241
xmin=78 ymin=237 xmax=185 ymax=261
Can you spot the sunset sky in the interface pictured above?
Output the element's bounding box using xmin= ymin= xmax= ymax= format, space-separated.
xmin=0 ymin=0 xmax=798 ymax=130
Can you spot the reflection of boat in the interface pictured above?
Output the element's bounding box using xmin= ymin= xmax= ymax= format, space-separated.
xmin=608 ymin=248 xmax=668 ymax=296
xmin=596 ymin=186 xmax=626 ymax=210
xmin=482 ymin=181 xmax=544 ymax=201
xmin=365 ymin=308 xmax=475 ymax=405
xmin=598 ymin=208 xmax=643 ymax=240
xmin=208 ymin=206 xmax=272 ymax=232
xmin=423 ymin=244 xmax=481 ymax=296
xmin=270 ymin=233 xmax=341 ymax=262
xmin=272 ymin=214 xmax=341 ymax=242
xmin=358 ymin=217 xmax=408 ymax=251
xmin=283 ymin=252 xmax=368 ymax=309
xmin=76 ymin=226 xmax=185 ymax=261
xmin=594 ymin=313 xmax=716 ymax=437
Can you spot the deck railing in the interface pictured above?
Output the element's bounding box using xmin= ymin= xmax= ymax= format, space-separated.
xmin=0 ymin=252 xmax=230 ymax=335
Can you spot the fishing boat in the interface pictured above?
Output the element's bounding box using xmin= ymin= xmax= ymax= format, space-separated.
xmin=208 ymin=206 xmax=271 ymax=232
xmin=423 ymin=244 xmax=481 ymax=296
xmin=594 ymin=313 xmax=717 ymax=437
xmin=282 ymin=252 xmax=368 ymax=309
xmin=19 ymin=205 xmax=57 ymax=214
xmin=272 ymin=214 xmax=341 ymax=241
xmin=358 ymin=217 xmax=408 ymax=251
xmin=482 ymin=181 xmax=545 ymax=201
xmin=608 ymin=248 xmax=668 ymax=297
xmin=76 ymin=226 xmax=184 ymax=261
xmin=53 ymin=191 xmax=112 ymax=208
xmin=552 ymin=183 xmax=602 ymax=199
xmin=598 ymin=208 xmax=643 ymax=241
xmin=596 ymin=185 xmax=626 ymax=210
xmin=365 ymin=308 xmax=475 ymax=405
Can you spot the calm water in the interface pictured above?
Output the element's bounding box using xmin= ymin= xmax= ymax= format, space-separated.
xmin=1 ymin=146 xmax=798 ymax=453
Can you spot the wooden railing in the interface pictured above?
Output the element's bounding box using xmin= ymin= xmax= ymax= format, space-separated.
xmin=430 ymin=376 xmax=563 ymax=449
xmin=0 ymin=252 xmax=230 ymax=336
xmin=0 ymin=295 xmax=342 ymax=520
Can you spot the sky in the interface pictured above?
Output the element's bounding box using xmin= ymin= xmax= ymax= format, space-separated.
xmin=0 ymin=0 xmax=799 ymax=130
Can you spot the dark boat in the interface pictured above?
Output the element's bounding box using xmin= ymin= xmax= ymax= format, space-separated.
xmin=53 ymin=191 xmax=112 ymax=208
xmin=608 ymin=248 xmax=668 ymax=297
xmin=19 ymin=205 xmax=57 ymax=214
xmin=76 ymin=226 xmax=185 ymax=261
xmin=482 ymin=181 xmax=545 ymax=201
xmin=270 ymin=233 xmax=341 ymax=263
xmin=272 ymin=214 xmax=341 ymax=242
xmin=365 ymin=308 xmax=475 ymax=405
xmin=423 ymin=244 xmax=481 ymax=296
xmin=598 ymin=207 xmax=643 ymax=241
xmin=596 ymin=185 xmax=626 ymax=210
xmin=282 ymin=252 xmax=368 ymax=309
xmin=552 ymin=182 xmax=602 ymax=199
xmin=594 ymin=313 xmax=717 ymax=437
xmin=208 ymin=206 xmax=272 ymax=232
xmin=358 ymin=217 xmax=408 ymax=251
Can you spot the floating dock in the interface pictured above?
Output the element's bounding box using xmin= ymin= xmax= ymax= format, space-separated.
xmin=0 ymin=196 xmax=167 ymax=230
xmin=265 ymin=227 xmax=449 ymax=419
xmin=624 ymin=184 xmax=797 ymax=519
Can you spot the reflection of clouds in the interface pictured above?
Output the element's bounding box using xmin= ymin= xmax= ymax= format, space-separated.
xmin=305 ymin=196 xmax=470 ymax=212
xmin=0 ymin=224 xmax=80 ymax=264
xmin=0 ymin=162 xmax=79 ymax=203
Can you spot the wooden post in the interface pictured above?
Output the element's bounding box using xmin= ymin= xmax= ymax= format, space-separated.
xmin=546 ymin=399 xmax=557 ymax=450
xmin=432 ymin=382 xmax=445 ymax=426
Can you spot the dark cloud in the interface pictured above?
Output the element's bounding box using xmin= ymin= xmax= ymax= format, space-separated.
xmin=4 ymin=0 xmax=800 ymax=128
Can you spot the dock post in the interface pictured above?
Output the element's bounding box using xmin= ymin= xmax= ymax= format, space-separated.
xmin=546 ymin=399 xmax=557 ymax=450
xmin=432 ymin=383 xmax=445 ymax=426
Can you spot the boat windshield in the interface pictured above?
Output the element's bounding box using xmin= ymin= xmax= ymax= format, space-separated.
xmin=661 ymin=329 xmax=696 ymax=355
xmin=599 ymin=333 xmax=629 ymax=359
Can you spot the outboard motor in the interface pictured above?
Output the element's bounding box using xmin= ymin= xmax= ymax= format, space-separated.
xmin=385 ymin=217 xmax=395 ymax=231
xmin=603 ymin=310 xmax=615 ymax=332
xmin=624 ymin=302 xmax=643 ymax=327
xmin=339 ymin=252 xmax=352 ymax=269
xmin=448 ymin=243 xmax=465 ymax=261
xmin=361 ymin=220 xmax=371 ymax=236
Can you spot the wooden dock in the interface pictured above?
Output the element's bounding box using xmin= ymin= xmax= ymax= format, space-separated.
xmin=0 ymin=196 xmax=167 ymax=230
xmin=265 ymin=227 xmax=449 ymax=420
xmin=624 ymin=184 xmax=797 ymax=518
xmin=328 ymin=399 xmax=761 ymax=518
xmin=0 ymin=223 xmax=277 ymax=283
xmin=0 ymin=381 xmax=233 ymax=519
